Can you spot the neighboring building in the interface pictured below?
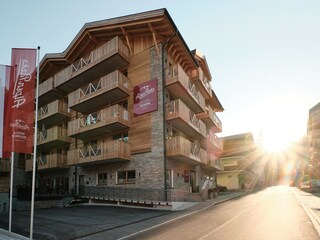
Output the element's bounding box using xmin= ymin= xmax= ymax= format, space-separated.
xmin=16 ymin=9 xmax=224 ymax=204
xmin=307 ymin=102 xmax=320 ymax=179
xmin=217 ymin=133 xmax=257 ymax=190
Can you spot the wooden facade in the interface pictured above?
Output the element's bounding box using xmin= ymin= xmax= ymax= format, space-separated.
xmin=128 ymin=49 xmax=152 ymax=153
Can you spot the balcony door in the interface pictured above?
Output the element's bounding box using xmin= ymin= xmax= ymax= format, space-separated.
xmin=190 ymin=171 xmax=198 ymax=193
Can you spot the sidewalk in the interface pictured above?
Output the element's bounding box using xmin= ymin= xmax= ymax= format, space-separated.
xmin=0 ymin=229 xmax=28 ymax=240
xmin=186 ymin=191 xmax=245 ymax=211
xmin=291 ymin=187 xmax=320 ymax=236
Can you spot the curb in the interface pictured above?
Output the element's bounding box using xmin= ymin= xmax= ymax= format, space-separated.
xmin=291 ymin=188 xmax=320 ymax=236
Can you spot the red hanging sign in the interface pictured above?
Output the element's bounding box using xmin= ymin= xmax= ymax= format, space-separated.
xmin=133 ymin=79 xmax=158 ymax=115
xmin=3 ymin=48 xmax=36 ymax=154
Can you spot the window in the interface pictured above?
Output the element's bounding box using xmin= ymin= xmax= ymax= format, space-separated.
xmin=98 ymin=173 xmax=108 ymax=185
xmin=117 ymin=170 xmax=135 ymax=184
xmin=166 ymin=169 xmax=173 ymax=188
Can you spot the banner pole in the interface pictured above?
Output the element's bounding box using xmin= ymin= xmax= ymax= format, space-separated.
xmin=30 ymin=46 xmax=40 ymax=240
xmin=8 ymin=152 xmax=14 ymax=232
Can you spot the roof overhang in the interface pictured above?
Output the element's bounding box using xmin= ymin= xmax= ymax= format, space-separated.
xmin=40 ymin=8 xmax=199 ymax=82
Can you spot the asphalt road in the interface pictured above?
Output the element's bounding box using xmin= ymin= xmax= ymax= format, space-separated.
xmin=126 ymin=186 xmax=320 ymax=240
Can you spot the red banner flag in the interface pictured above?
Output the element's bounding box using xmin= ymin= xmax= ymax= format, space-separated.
xmin=0 ymin=65 xmax=11 ymax=158
xmin=3 ymin=48 xmax=36 ymax=154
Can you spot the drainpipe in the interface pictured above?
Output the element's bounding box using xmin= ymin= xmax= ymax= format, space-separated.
xmin=162 ymin=32 xmax=178 ymax=202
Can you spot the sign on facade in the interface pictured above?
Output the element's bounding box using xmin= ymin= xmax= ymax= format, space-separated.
xmin=133 ymin=79 xmax=158 ymax=115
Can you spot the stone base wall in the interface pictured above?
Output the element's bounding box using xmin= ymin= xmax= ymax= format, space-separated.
xmin=0 ymin=193 xmax=9 ymax=213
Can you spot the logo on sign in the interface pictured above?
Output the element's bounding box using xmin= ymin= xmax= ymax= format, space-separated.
xmin=12 ymin=59 xmax=32 ymax=109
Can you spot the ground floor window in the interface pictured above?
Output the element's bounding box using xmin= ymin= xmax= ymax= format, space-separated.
xmin=98 ymin=172 xmax=108 ymax=185
xmin=37 ymin=177 xmax=69 ymax=195
xmin=166 ymin=169 xmax=173 ymax=188
xmin=117 ymin=170 xmax=135 ymax=184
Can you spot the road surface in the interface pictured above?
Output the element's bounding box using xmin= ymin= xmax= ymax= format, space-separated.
xmin=126 ymin=186 xmax=320 ymax=240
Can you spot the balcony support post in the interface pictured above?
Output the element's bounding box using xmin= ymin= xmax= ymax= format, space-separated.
xmin=162 ymin=32 xmax=177 ymax=202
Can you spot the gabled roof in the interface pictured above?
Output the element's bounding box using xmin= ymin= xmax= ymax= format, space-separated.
xmin=310 ymin=102 xmax=320 ymax=114
xmin=40 ymin=8 xmax=199 ymax=81
xmin=221 ymin=132 xmax=256 ymax=158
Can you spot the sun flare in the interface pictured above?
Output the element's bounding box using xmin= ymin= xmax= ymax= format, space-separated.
xmin=263 ymin=135 xmax=289 ymax=153
xmin=284 ymin=162 xmax=294 ymax=175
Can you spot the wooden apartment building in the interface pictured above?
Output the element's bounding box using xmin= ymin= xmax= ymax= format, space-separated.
xmin=23 ymin=9 xmax=224 ymax=202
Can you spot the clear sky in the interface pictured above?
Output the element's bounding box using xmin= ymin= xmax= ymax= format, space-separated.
xmin=1 ymin=0 xmax=319 ymax=149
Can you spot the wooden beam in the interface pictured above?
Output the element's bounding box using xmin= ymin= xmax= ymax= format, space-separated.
xmin=148 ymin=23 xmax=160 ymax=56
xmin=174 ymin=51 xmax=180 ymax=64
xmin=87 ymin=32 xmax=99 ymax=45
xmin=171 ymin=49 xmax=177 ymax=60
xmin=167 ymin=44 xmax=174 ymax=55
xmin=121 ymin=27 xmax=133 ymax=56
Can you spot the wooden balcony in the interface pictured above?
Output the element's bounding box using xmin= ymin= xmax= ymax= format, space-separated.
xmin=37 ymin=153 xmax=68 ymax=171
xmin=38 ymin=77 xmax=65 ymax=106
xmin=166 ymin=136 xmax=207 ymax=165
xmin=165 ymin=64 xmax=205 ymax=113
xmin=67 ymin=140 xmax=130 ymax=166
xmin=37 ymin=126 xmax=71 ymax=150
xmin=207 ymin=156 xmax=224 ymax=171
xmin=190 ymin=68 xmax=212 ymax=99
xmin=0 ymin=159 xmax=10 ymax=172
xmin=310 ymin=151 xmax=320 ymax=162
xmin=311 ymin=129 xmax=320 ymax=138
xmin=166 ymin=100 xmax=206 ymax=139
xmin=68 ymin=70 xmax=130 ymax=113
xmin=197 ymin=107 xmax=222 ymax=133
xmin=68 ymin=105 xmax=130 ymax=139
xmin=206 ymin=131 xmax=223 ymax=155
xmin=54 ymin=36 xmax=130 ymax=93
xmin=38 ymin=100 xmax=71 ymax=128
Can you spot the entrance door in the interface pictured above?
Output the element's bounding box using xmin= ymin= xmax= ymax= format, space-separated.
xmin=190 ymin=171 xmax=198 ymax=193
xmin=79 ymin=175 xmax=85 ymax=195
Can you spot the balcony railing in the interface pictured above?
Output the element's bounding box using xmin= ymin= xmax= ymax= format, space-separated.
xmin=54 ymin=36 xmax=130 ymax=93
xmin=197 ymin=106 xmax=222 ymax=132
xmin=207 ymin=155 xmax=224 ymax=171
xmin=38 ymin=77 xmax=65 ymax=106
xmin=166 ymin=100 xmax=206 ymax=139
xmin=190 ymin=68 xmax=212 ymax=99
xmin=207 ymin=130 xmax=223 ymax=153
xmin=68 ymin=70 xmax=130 ymax=113
xmin=68 ymin=104 xmax=130 ymax=139
xmin=67 ymin=140 xmax=130 ymax=166
xmin=166 ymin=136 xmax=207 ymax=165
xmin=37 ymin=153 xmax=68 ymax=170
xmin=0 ymin=159 xmax=10 ymax=172
xmin=165 ymin=64 xmax=205 ymax=113
xmin=37 ymin=126 xmax=71 ymax=149
xmin=38 ymin=100 xmax=70 ymax=128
